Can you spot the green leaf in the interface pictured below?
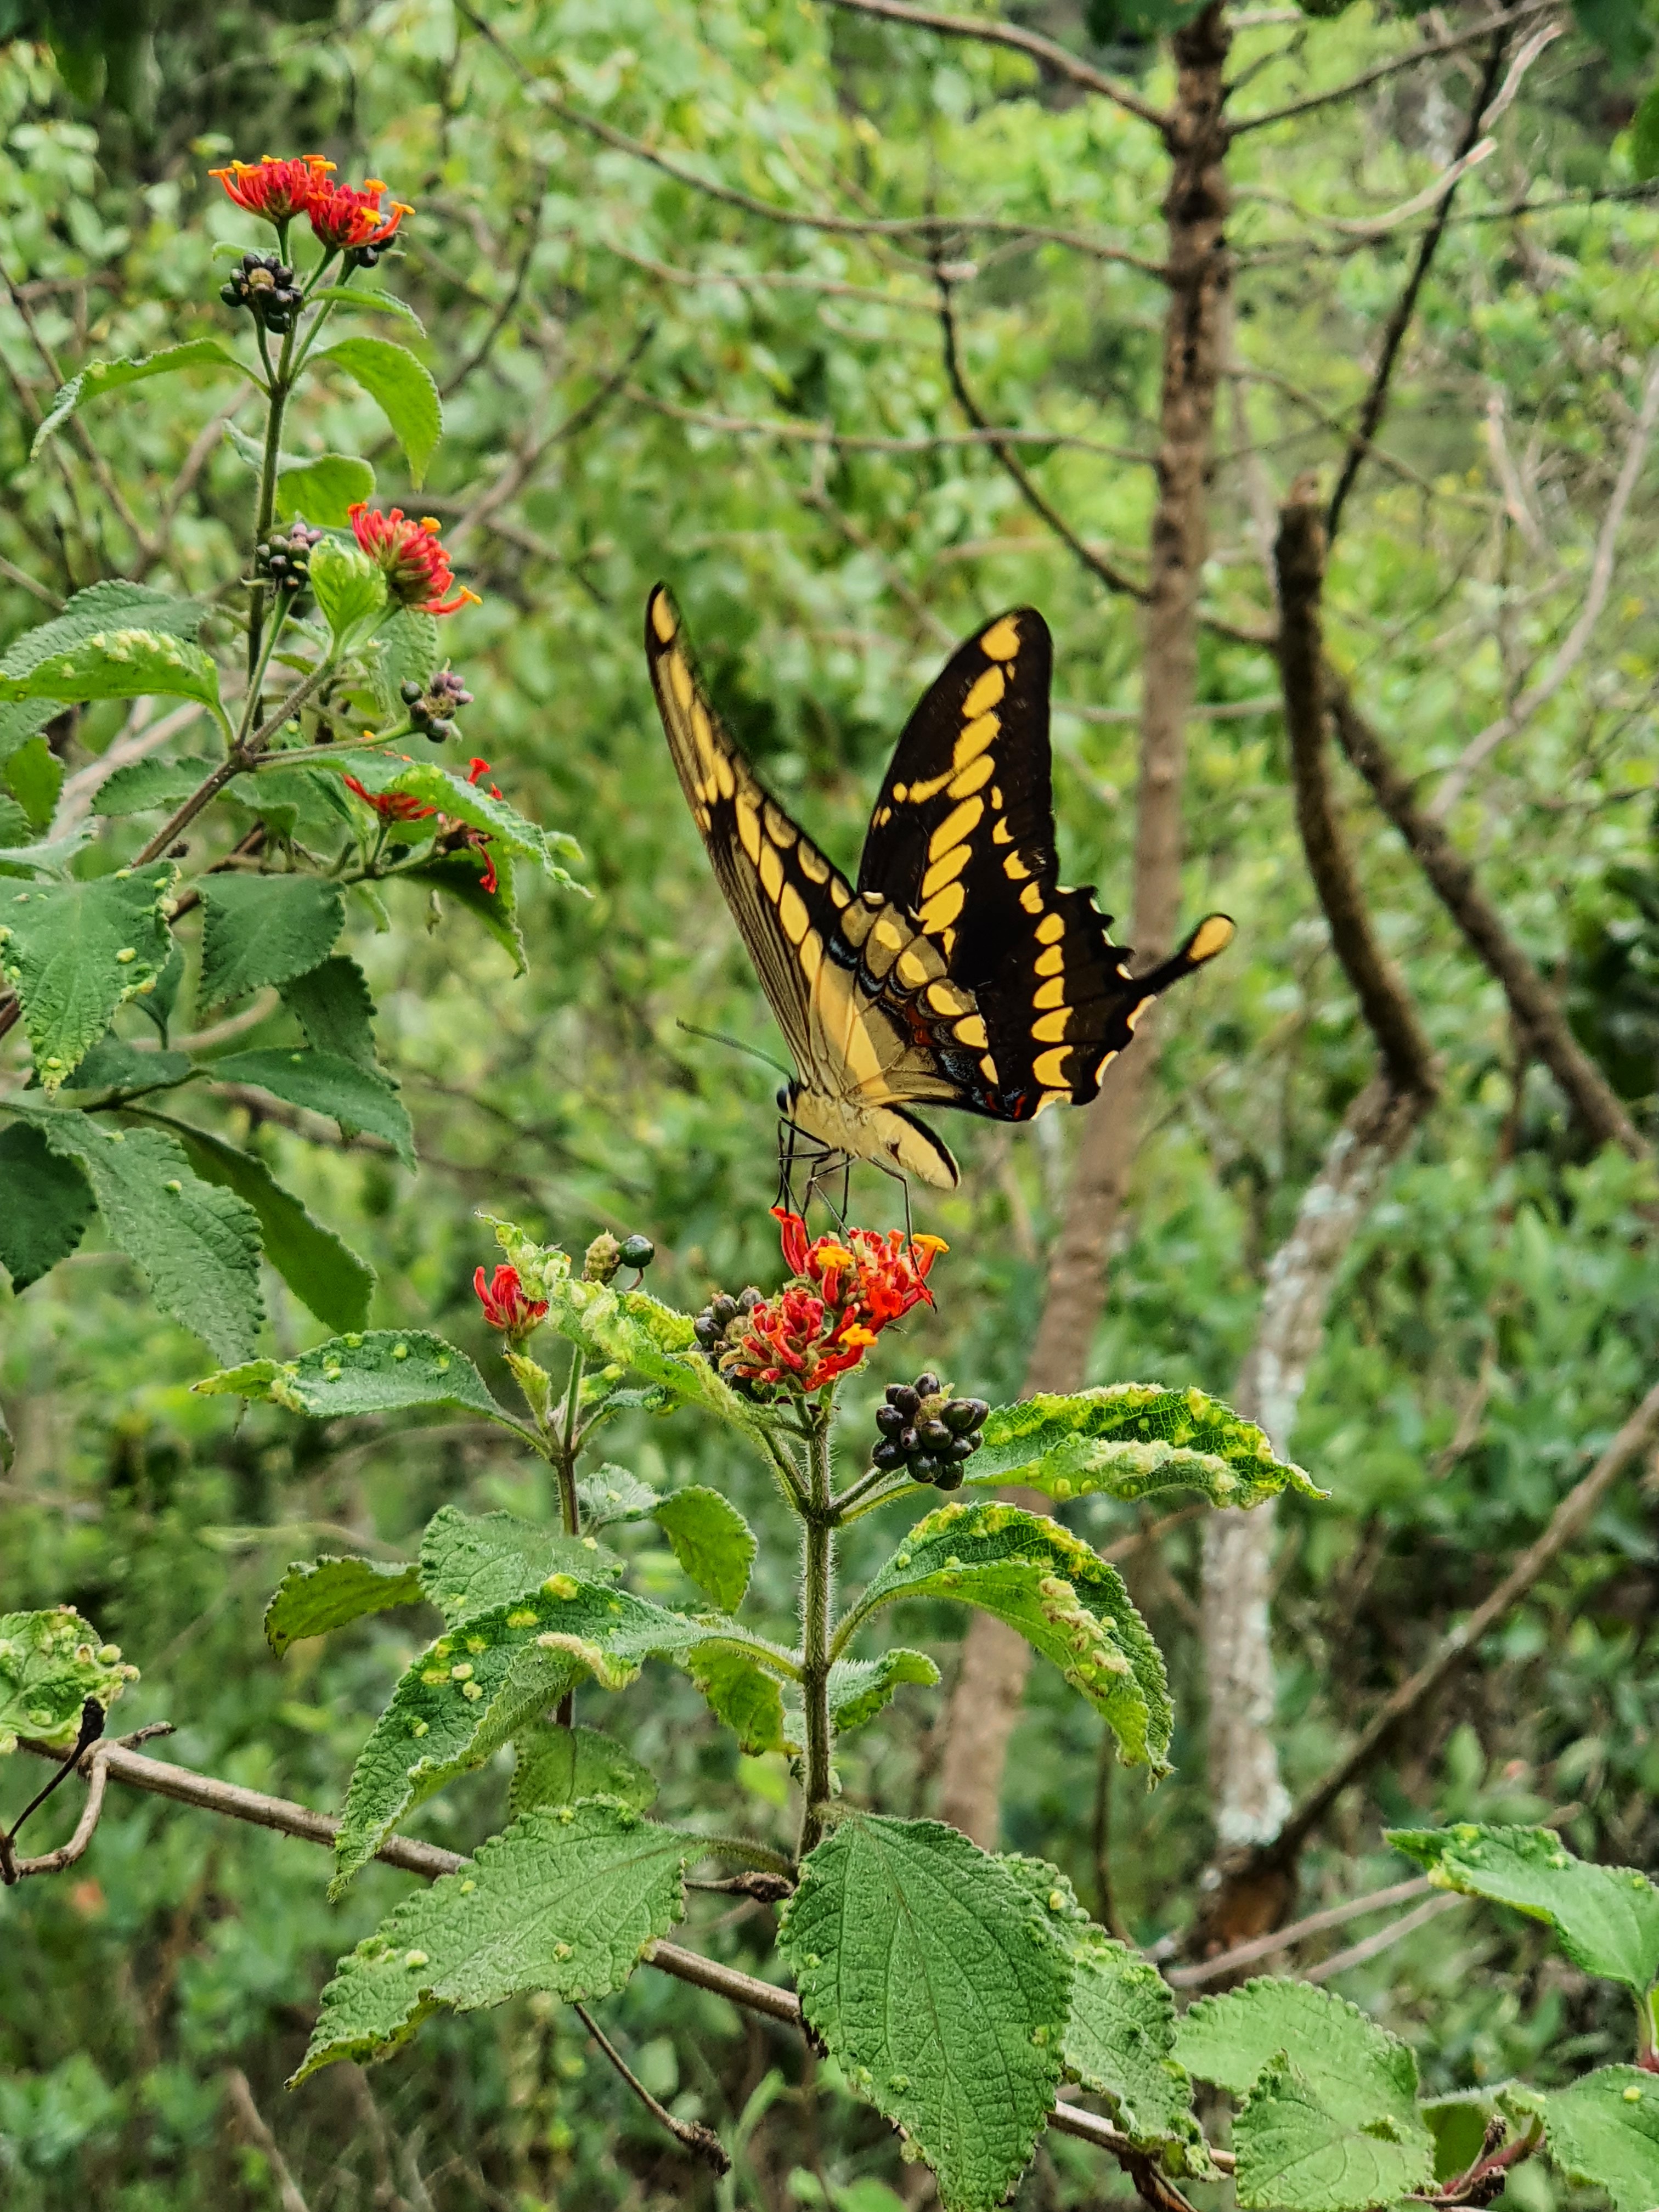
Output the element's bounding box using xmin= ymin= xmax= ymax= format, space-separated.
xmin=1233 ymin=2057 xmax=1435 ymax=2212
xmin=653 ymin=1486 xmax=756 ymax=1611
xmin=0 ymin=1121 xmax=94 ymax=1289
xmin=198 ymin=874 xmax=345 ymax=1006
xmin=6 ymin=735 xmax=63 ymax=828
xmin=0 ymin=700 xmax=64 ymax=765
xmin=264 ymin=1555 xmax=424 ymax=1658
xmin=31 ymin=339 xmax=253 ymax=456
xmin=0 ymin=1607 xmax=136 ymax=1753
xmin=206 ymin=1046 xmax=414 ymax=1166
xmin=509 ymin=1721 xmax=659 ymax=1819
xmin=1173 ymin=1978 xmax=1430 ymax=2137
xmin=1388 ymin=1825 xmax=1659 ymax=1997
xmin=295 ymin=1802 xmax=695 ymax=2083
xmin=1632 ymin=73 xmax=1659 ymax=180
xmin=307 ymin=285 xmax=427 ymax=334
xmin=1545 ymin=2067 xmax=1659 ymax=2212
xmin=340 ymin=755 xmax=583 ymax=880
xmin=12 ymin=1107 xmax=262 ymax=1359
xmin=0 ymin=861 xmax=174 ymax=1090
xmin=417 ymin=1503 xmax=619 ymax=1628
xmin=330 ymin=1576 xmax=721 ymax=1888
xmin=92 ymin=755 xmax=215 ymax=817
xmin=0 ymin=825 xmax=92 ymax=881
xmin=369 ymin=607 xmax=440 ymax=718
xmin=406 ymin=848 xmax=526 ymax=973
xmin=779 ymin=1815 xmax=1073 ymax=2212
xmin=839 ymin=1500 xmax=1172 ymax=1774
xmin=1 ymin=582 xmax=201 ymax=678
xmin=689 ymin=1642 xmax=791 ymax=1753
xmin=1421 ymin=2092 xmax=1500 ymax=2183
xmin=306 ymin=538 xmax=388 ymax=650
xmin=62 ymin=1034 xmax=191 ymax=1097
xmin=194 ymin=1329 xmax=510 ymax=1425
xmin=272 ymin=453 xmax=376 ymax=529
xmin=0 ymin=629 xmax=222 ymax=709
xmin=826 ymin=1647 xmax=939 ymax=1736
xmin=319 ymin=337 xmax=443 ymax=487
xmin=278 ymin=955 xmax=378 ymax=1067
xmin=964 ymin=1386 xmax=1322 ymax=1509
xmin=577 ymin=1463 xmax=662 ymax=1526
xmin=167 ymin=1120 xmax=376 ymax=1333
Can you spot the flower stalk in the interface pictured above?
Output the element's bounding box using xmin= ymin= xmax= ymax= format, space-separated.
xmin=799 ymin=1399 xmax=836 ymax=1859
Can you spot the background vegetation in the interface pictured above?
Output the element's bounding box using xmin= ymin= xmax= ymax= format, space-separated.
xmin=2 ymin=0 xmax=1657 ymax=2205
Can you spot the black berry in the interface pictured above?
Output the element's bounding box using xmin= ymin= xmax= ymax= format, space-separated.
xmin=885 ymin=1383 xmax=920 ymax=1419
xmin=618 ymin=1234 xmax=655 ymax=1270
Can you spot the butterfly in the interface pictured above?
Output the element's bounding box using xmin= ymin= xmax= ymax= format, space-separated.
xmin=646 ymin=585 xmax=1232 ymax=1192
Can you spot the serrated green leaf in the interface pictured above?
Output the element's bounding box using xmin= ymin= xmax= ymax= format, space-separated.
xmin=0 ymin=825 xmax=93 ymax=881
xmin=370 ymin=607 xmax=439 ymax=718
xmin=838 ymin=1500 xmax=1171 ymax=1773
xmin=5 ymin=733 xmax=62 ymax=829
xmin=417 ymin=1503 xmax=618 ymax=1628
xmin=307 ymin=285 xmax=427 ymax=334
xmin=194 ymin=1329 xmax=510 ymax=1425
xmin=826 ymin=1647 xmax=939 ymax=1736
xmin=0 ymin=1607 xmax=135 ymax=1752
xmin=1233 ymin=2057 xmax=1435 ymax=2211
xmin=0 ymin=629 xmax=221 ymax=710
xmin=0 ymin=700 xmax=64 ymax=765
xmin=339 ymin=755 xmax=582 ymax=881
xmin=780 ymin=1815 xmax=1073 ymax=2212
xmin=406 ymin=847 xmax=526 ymax=972
xmin=1545 ymin=2067 xmax=1659 ymax=2212
xmin=278 ymin=955 xmax=378 ymax=1067
xmin=272 ymin=453 xmax=376 ymax=529
xmin=0 ymin=860 xmax=175 ymax=1088
xmin=965 ymin=1386 xmax=1321 ymax=1508
xmin=92 ymin=755 xmax=216 ymax=817
xmin=306 ymin=537 xmax=388 ymax=650
xmin=0 ymin=1121 xmax=93 ymax=1289
xmin=295 ymin=1802 xmax=694 ymax=2083
xmin=207 ymin=1046 xmax=414 ymax=1166
xmin=61 ymin=1035 xmax=191 ymax=1097
xmin=264 ymin=1555 xmax=424 ymax=1658
xmin=1387 ymin=1825 xmax=1659 ymax=1997
xmin=11 ymin=1108 xmax=263 ymax=1359
xmin=167 ymin=1120 xmax=375 ymax=1333
xmin=1173 ymin=1978 xmax=1429 ymax=2141
xmin=689 ymin=1642 xmax=792 ymax=1753
xmin=509 ymin=1722 xmax=659 ymax=1819
xmin=1 ymin=584 xmax=202 ymax=680
xmin=31 ymin=338 xmax=253 ymax=455
xmin=319 ymin=337 xmax=442 ymax=486
xmin=1420 ymin=2092 xmax=1499 ymax=2183
xmin=653 ymin=1486 xmax=756 ymax=1611
xmin=198 ymin=873 xmax=346 ymax=1006
xmin=577 ymin=1463 xmax=661 ymax=1526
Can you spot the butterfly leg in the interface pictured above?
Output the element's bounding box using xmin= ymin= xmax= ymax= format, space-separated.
xmin=868 ymin=1153 xmax=918 ymax=1257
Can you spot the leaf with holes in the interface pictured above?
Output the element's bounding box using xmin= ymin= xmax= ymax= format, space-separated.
xmin=963 ymin=1385 xmax=1321 ymax=1509
xmin=264 ymin=1556 xmax=424 ymax=1658
xmin=318 ymin=337 xmax=442 ymax=486
xmin=295 ymin=1801 xmax=697 ymax=2083
xmin=195 ymin=1329 xmax=510 ymax=1425
xmin=170 ymin=1121 xmax=375 ymax=1333
xmin=0 ymin=1607 xmax=137 ymax=1752
xmin=0 ymin=861 xmax=175 ymax=1089
xmin=1545 ymin=2068 xmax=1659 ymax=2212
xmin=838 ymin=1500 xmax=1171 ymax=1773
xmin=198 ymin=874 xmax=346 ymax=1007
xmin=780 ymin=1815 xmax=1073 ymax=2212
xmin=207 ymin=1047 xmax=414 ymax=1166
xmin=509 ymin=1722 xmax=659 ymax=1820
xmin=31 ymin=339 xmax=253 ymax=455
xmin=0 ymin=1121 xmax=94 ymax=1289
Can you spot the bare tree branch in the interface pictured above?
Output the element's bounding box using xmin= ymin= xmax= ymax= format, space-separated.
xmin=224 ymin=2068 xmax=312 ymax=2212
xmin=1300 ymin=1892 xmax=1465 ymax=1983
xmin=626 ymin=382 xmax=1156 ymax=466
xmin=1166 ymin=1874 xmax=1435 ymax=1988
xmin=1228 ymin=0 xmax=1556 ymax=137
xmin=574 ymin=2001 xmax=731 ymax=2172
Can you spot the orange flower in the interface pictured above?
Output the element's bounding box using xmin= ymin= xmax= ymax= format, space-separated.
xmin=474 ymin=1262 xmax=548 ymax=1337
xmin=308 ymin=176 xmax=412 ymax=254
xmin=341 ymin=775 xmax=438 ymax=825
xmin=210 ymin=155 xmax=335 ymax=226
xmin=712 ymin=1211 xmax=947 ymax=1395
xmin=347 ymin=504 xmax=479 ymax=617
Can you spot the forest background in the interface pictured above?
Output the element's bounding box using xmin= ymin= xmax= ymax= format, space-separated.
xmin=2 ymin=0 xmax=1658 ymax=2205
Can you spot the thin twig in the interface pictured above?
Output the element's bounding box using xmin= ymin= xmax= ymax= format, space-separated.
xmin=573 ymin=2001 xmax=732 ymax=2171
xmin=224 ymin=2067 xmax=313 ymax=2212
xmin=1229 ymin=0 xmax=1556 ymax=135
xmin=1166 ymin=1875 xmax=1434 ymax=1986
xmin=1301 ymin=1891 xmax=1465 ymax=1982
xmin=818 ymin=0 xmax=1168 ymax=128
xmin=625 ymin=384 xmax=1155 ymax=465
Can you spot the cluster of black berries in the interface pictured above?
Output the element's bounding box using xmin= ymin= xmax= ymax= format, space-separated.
xmin=257 ymin=520 xmax=325 ymax=593
xmin=400 ymin=668 xmax=473 ymax=744
xmin=694 ymin=1286 xmax=763 ymax=1358
xmin=220 ymin=250 xmax=303 ymax=333
xmin=872 ymin=1373 xmax=988 ymax=1488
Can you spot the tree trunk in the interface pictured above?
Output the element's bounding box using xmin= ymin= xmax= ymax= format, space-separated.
xmin=936 ymin=1 xmax=1234 ymax=1849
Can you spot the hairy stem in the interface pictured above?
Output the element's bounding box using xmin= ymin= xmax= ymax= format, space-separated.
xmin=798 ymin=1411 xmax=835 ymax=1858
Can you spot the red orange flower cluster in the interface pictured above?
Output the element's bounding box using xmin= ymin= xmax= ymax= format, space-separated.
xmin=474 ymin=1262 xmax=548 ymax=1338
xmin=703 ymin=1210 xmax=946 ymax=1395
xmin=211 ymin=155 xmax=410 ymax=256
xmin=341 ymin=777 xmax=436 ymax=825
xmin=348 ymin=504 xmax=479 ymax=618
xmin=340 ymin=756 xmax=502 ymax=896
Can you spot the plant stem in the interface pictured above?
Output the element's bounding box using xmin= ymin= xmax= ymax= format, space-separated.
xmin=247 ymin=315 xmax=300 ymax=686
xmin=554 ymin=1347 xmax=584 ymax=1728
xmin=798 ymin=1406 xmax=835 ymax=1858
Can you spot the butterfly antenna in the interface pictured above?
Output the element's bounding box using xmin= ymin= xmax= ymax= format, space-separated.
xmin=676 ymin=1020 xmax=794 ymax=1084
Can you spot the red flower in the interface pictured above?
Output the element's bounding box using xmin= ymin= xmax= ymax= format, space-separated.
xmin=474 ymin=1262 xmax=548 ymax=1337
xmin=210 ymin=155 xmax=335 ymax=227
xmin=307 ymin=175 xmax=413 ymax=254
xmin=455 ymin=757 xmax=500 ymax=895
xmin=347 ymin=504 xmax=479 ymax=617
xmin=719 ymin=1211 xmax=947 ymax=1394
xmin=342 ymin=774 xmax=438 ymax=825
xmin=774 ymin=1209 xmax=945 ymax=1329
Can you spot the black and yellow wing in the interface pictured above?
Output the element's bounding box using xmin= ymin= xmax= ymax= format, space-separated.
xmin=857 ymin=606 xmax=1233 ymax=1121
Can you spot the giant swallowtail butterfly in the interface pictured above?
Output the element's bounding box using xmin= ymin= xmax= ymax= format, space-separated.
xmin=647 ymin=586 xmax=1232 ymax=1191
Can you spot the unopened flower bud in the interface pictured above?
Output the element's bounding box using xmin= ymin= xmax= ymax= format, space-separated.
xmin=583 ymin=1232 xmax=622 ymax=1284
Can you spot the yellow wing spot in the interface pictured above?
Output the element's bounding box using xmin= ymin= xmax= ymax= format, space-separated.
xmin=759 ymin=842 xmax=785 ymax=901
xmin=1019 ymin=882 xmax=1044 ymax=915
xmin=840 ymin=898 xmax=877 ymax=947
xmin=669 ymin=653 xmax=693 ymax=712
xmin=736 ymin=794 xmax=761 ymax=862
xmin=800 ymin=929 xmax=823 ymax=984
xmin=1033 ymin=1046 xmax=1071 ymax=1087
xmin=715 ymin=752 xmax=735 ymax=800
xmin=979 ymin=1052 xmax=1001 ymax=1087
xmin=921 ymin=843 xmax=971 ymax=900
xmin=1188 ymin=914 xmax=1235 ymax=962
xmin=1094 ymin=1048 xmax=1118 ymax=1082
xmin=962 ymin=666 xmax=1006 ymax=719
xmin=779 ymin=883 xmax=809 ymax=944
xmin=872 ymin=914 xmax=906 ymax=952
xmin=953 ymin=1014 xmax=989 ymax=1049
xmin=926 ymin=979 xmax=974 ymax=1017
xmin=892 ymin=782 xmax=909 ymax=803
xmin=695 ymin=805 xmax=711 ymax=830
xmin=1125 ymin=1002 xmax=1146 ymax=1031
xmin=872 ymin=806 xmax=891 ymax=827
xmin=1032 ymin=1007 xmax=1070 ymax=1043
xmin=651 ymin=594 xmax=677 ymax=644
xmin=928 ymin=795 xmax=984 ymax=861
xmin=1035 ymin=945 xmax=1064 ymax=976
xmin=1002 ymin=853 xmax=1031 ymax=881
xmin=990 ymin=785 xmax=1004 ymax=809
xmin=830 ymin=878 xmax=851 ymax=909
xmin=991 ymin=818 xmax=1013 ymax=845
xmin=1034 ymin=977 xmax=1065 ymax=1009
xmin=947 ymin=752 xmax=996 ymax=801
xmin=953 ymin=713 xmax=999 ymax=771
xmin=979 ymin=616 xmax=1020 ymax=661
xmin=896 ymin=938 xmax=945 ymax=988
xmin=918 ymin=878 xmax=966 ymax=933
xmin=1034 ymin=1088 xmax=1067 ymax=1116
xmin=904 ymin=769 xmax=954 ymax=805
xmin=798 ymin=843 xmax=830 ymax=884
xmin=763 ymin=802 xmax=797 ymax=848
xmin=1036 ymin=912 xmax=1065 ymax=944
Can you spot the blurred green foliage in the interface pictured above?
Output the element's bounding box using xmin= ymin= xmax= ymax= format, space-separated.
xmin=3 ymin=0 xmax=1659 ymax=2204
